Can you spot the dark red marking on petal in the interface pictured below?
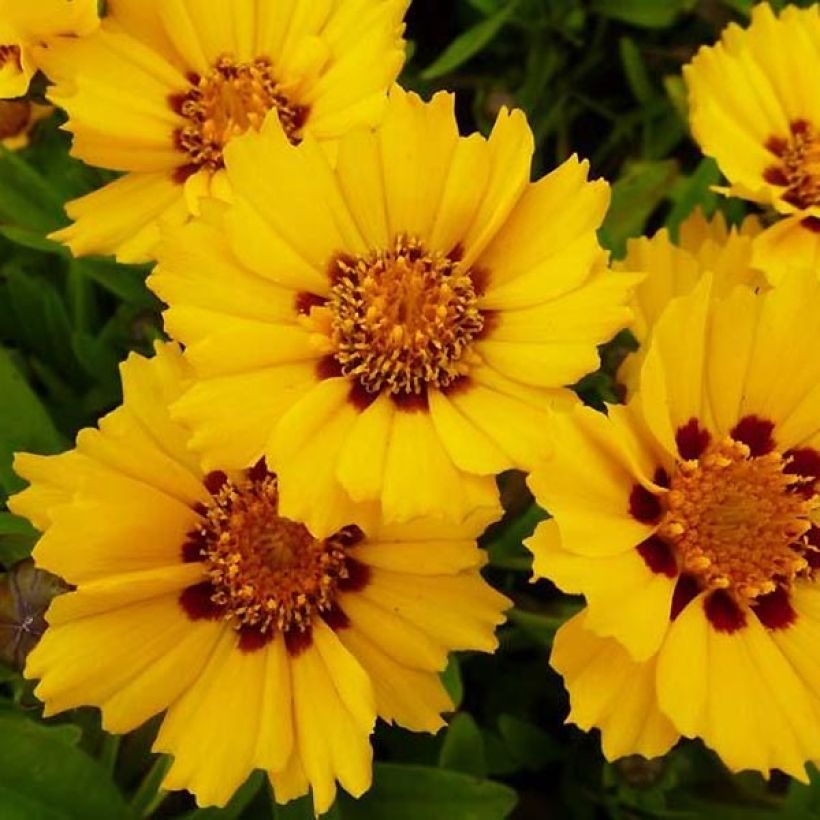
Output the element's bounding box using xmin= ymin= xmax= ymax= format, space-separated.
xmin=653 ymin=467 xmax=671 ymax=489
xmin=784 ymin=189 xmax=808 ymax=209
xmin=185 ymin=71 xmax=201 ymax=85
xmin=676 ymin=418 xmax=711 ymax=461
xmin=704 ymin=589 xmax=747 ymax=633
xmin=327 ymin=252 xmax=357 ymax=285
xmin=168 ymin=92 xmax=187 ymax=115
xmin=295 ymin=291 xmax=326 ymax=316
xmin=348 ymin=380 xmax=378 ymax=412
xmin=339 ymin=558 xmax=371 ymax=593
xmin=321 ymin=602 xmax=350 ymax=632
xmin=476 ymin=309 xmax=499 ymax=341
xmin=172 ymin=163 xmax=200 ymax=185
xmin=752 ymin=587 xmax=797 ymax=631
xmin=786 ymin=448 xmax=820 ymax=482
xmin=791 ymin=119 xmax=811 ymax=137
xmin=391 ymin=388 xmax=429 ymax=413
xmin=284 ymin=627 xmax=313 ymax=657
xmin=628 ymin=483 xmax=663 ymax=524
xmin=179 ymin=583 xmax=224 ymax=621
xmin=765 ymin=135 xmax=788 ymax=157
xmin=731 ymin=415 xmax=776 ymax=457
xmin=763 ymin=166 xmax=789 ymax=186
xmin=448 ymin=243 xmax=464 ymax=262
xmin=809 ymin=526 xmax=820 ymax=548
xmin=204 ymin=470 xmax=228 ymax=495
xmin=334 ymin=525 xmax=365 ymax=547
xmin=317 ymin=354 xmax=343 ymax=380
xmin=441 ymin=375 xmax=473 ymax=397
xmin=182 ymin=531 xmax=206 ymax=563
xmin=801 ymin=216 xmax=820 ymax=233
xmin=671 ymin=574 xmax=700 ymax=620
xmin=192 ymin=501 xmax=209 ymax=517
xmin=636 ymin=536 xmax=678 ymax=578
xmin=469 ymin=266 xmax=490 ymax=296
xmin=237 ymin=626 xmax=275 ymax=653
xmin=247 ymin=457 xmax=270 ymax=484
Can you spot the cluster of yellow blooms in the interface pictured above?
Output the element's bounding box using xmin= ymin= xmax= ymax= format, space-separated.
xmin=4 ymin=0 xmax=820 ymax=812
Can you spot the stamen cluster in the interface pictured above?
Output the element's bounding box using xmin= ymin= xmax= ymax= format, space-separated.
xmin=328 ymin=236 xmax=484 ymax=396
xmin=190 ymin=468 xmax=359 ymax=637
xmin=766 ymin=120 xmax=820 ymax=209
xmin=661 ymin=437 xmax=817 ymax=601
xmin=172 ymin=55 xmax=308 ymax=175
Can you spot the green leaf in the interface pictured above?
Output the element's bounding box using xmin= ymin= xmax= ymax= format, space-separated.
xmin=5 ymin=268 xmax=82 ymax=381
xmin=441 ymin=655 xmax=464 ymax=709
xmin=591 ymin=0 xmax=696 ymax=28
xmin=338 ymin=764 xmax=517 ymax=820
xmin=421 ymin=2 xmax=519 ymax=80
xmin=0 ymin=713 xmax=134 ymax=820
xmin=0 ymin=348 xmax=64 ymax=496
xmin=506 ymin=603 xmax=580 ymax=645
xmin=439 ymin=713 xmax=488 ymax=777
xmin=666 ymin=158 xmax=722 ymax=238
xmin=0 ymin=148 xmax=66 ymax=232
xmin=497 ymin=715 xmax=562 ymax=770
xmin=0 ymin=512 xmax=39 ymax=565
xmin=619 ymin=37 xmax=653 ymax=104
xmin=178 ymin=772 xmax=265 ymax=820
xmin=599 ymin=159 xmax=679 ymax=257
xmin=270 ymin=794 xmax=316 ymax=819
xmin=485 ymin=503 xmax=546 ymax=571
xmin=71 ymin=258 xmax=155 ymax=307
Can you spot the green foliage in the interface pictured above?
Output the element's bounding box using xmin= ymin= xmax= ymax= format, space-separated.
xmin=0 ymin=1 xmax=812 ymax=819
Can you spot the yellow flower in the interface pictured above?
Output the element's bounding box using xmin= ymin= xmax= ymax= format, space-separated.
xmin=148 ymin=87 xmax=638 ymax=533
xmin=615 ymin=209 xmax=763 ymax=393
xmin=0 ymin=99 xmax=52 ymax=150
xmin=0 ymin=0 xmax=98 ymax=99
xmin=10 ymin=342 xmax=509 ymax=813
xmin=685 ymin=3 xmax=820 ymax=280
xmin=527 ymin=270 xmax=820 ymax=777
xmin=38 ymin=0 xmax=409 ymax=263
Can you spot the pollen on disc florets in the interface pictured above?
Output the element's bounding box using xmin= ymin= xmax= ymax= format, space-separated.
xmin=328 ymin=236 xmax=485 ymax=396
xmin=171 ymin=54 xmax=309 ymax=177
xmin=765 ymin=120 xmax=820 ymax=209
xmin=190 ymin=467 xmax=360 ymax=637
xmin=659 ymin=437 xmax=817 ymax=601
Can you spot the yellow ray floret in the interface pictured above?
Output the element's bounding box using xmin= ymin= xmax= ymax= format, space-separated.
xmin=10 ymin=342 xmax=509 ymax=814
xmin=527 ymin=270 xmax=820 ymax=778
xmin=0 ymin=0 xmax=98 ymax=99
xmin=149 ymin=86 xmax=640 ymax=530
xmin=685 ymin=3 xmax=820 ymax=281
xmin=614 ymin=209 xmax=764 ymax=393
xmin=37 ymin=0 xmax=409 ymax=263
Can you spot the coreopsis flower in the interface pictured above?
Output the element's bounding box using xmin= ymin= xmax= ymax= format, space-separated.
xmin=37 ymin=0 xmax=409 ymax=263
xmin=527 ymin=270 xmax=820 ymax=777
xmin=0 ymin=0 xmax=98 ymax=98
xmin=9 ymin=342 xmax=508 ymax=813
xmin=148 ymin=87 xmax=637 ymax=532
xmin=0 ymin=99 xmax=52 ymax=150
xmin=685 ymin=3 xmax=820 ymax=280
xmin=615 ymin=209 xmax=763 ymax=392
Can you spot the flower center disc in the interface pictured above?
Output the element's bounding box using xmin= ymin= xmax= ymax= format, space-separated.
xmin=328 ymin=237 xmax=484 ymax=396
xmin=172 ymin=55 xmax=308 ymax=175
xmin=661 ymin=438 xmax=816 ymax=600
xmin=189 ymin=468 xmax=360 ymax=637
xmin=765 ymin=120 xmax=820 ymax=208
